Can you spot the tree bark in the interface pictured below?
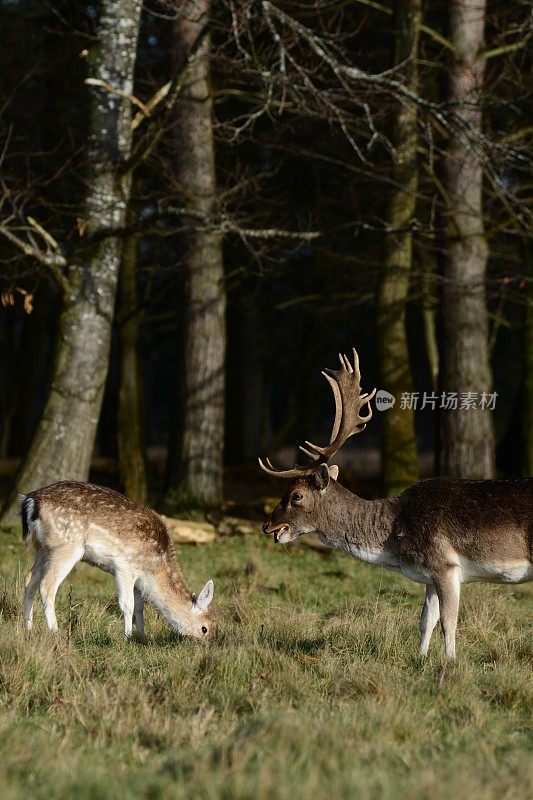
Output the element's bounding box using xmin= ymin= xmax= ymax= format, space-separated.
xmin=117 ymin=176 xmax=147 ymax=504
xmin=421 ymin=250 xmax=439 ymax=392
xmin=165 ymin=0 xmax=226 ymax=511
xmin=0 ymin=0 xmax=142 ymax=526
xmin=440 ymin=0 xmax=495 ymax=478
xmin=524 ymin=280 xmax=533 ymax=476
xmin=376 ymin=0 xmax=421 ymax=496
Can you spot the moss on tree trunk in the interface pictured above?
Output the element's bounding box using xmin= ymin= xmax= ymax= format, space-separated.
xmin=117 ymin=175 xmax=147 ymax=504
xmin=376 ymin=0 xmax=421 ymax=496
xmin=420 ymin=250 xmax=439 ymax=393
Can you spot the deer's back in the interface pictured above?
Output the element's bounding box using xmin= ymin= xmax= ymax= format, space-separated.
xmin=27 ymin=481 xmax=171 ymax=554
xmin=394 ymin=477 xmax=533 ymax=568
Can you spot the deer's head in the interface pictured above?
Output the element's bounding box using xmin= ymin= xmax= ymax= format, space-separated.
xmin=186 ymin=579 xmax=215 ymax=639
xmin=260 ymin=349 xmax=375 ymax=543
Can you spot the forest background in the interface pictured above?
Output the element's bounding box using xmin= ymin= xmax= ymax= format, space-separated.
xmin=0 ymin=4 xmax=531 ymax=798
xmin=0 ymin=0 xmax=531 ymax=525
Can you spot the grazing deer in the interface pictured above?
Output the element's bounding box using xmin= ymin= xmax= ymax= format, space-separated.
xmin=20 ymin=482 xmax=214 ymax=639
xmin=260 ymin=349 xmax=532 ymax=659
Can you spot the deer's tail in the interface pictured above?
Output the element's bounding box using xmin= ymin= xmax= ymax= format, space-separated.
xmin=20 ymin=495 xmax=41 ymax=548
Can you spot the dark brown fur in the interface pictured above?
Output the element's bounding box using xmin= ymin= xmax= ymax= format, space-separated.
xmin=263 ymin=469 xmax=532 ymax=658
xmin=266 ymin=474 xmax=532 ymax=564
xmin=394 ymin=478 xmax=532 ymax=570
xmin=260 ymin=348 xmax=532 ymax=659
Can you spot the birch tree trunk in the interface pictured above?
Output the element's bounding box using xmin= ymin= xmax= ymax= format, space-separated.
xmin=376 ymin=0 xmax=421 ymax=496
xmin=165 ymin=0 xmax=226 ymax=510
xmin=0 ymin=0 xmax=142 ymax=526
xmin=440 ymin=0 xmax=495 ymax=478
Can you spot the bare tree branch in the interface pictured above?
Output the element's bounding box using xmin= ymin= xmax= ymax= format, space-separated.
xmin=0 ymin=223 xmax=71 ymax=297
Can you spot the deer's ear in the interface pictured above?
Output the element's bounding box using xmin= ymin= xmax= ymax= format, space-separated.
xmin=313 ymin=463 xmax=331 ymax=492
xmin=195 ymin=579 xmax=214 ymax=611
xmin=328 ymin=465 xmax=339 ymax=481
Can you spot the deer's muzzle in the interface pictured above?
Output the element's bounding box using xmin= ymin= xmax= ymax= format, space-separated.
xmin=262 ymin=521 xmax=293 ymax=544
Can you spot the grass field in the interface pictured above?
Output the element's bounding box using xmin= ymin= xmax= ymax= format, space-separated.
xmin=0 ymin=526 xmax=531 ymax=800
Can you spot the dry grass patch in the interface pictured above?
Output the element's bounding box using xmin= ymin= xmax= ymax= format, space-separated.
xmin=0 ymin=530 xmax=531 ymax=800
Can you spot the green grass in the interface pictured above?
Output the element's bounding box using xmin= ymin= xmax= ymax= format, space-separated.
xmin=0 ymin=530 xmax=531 ymax=800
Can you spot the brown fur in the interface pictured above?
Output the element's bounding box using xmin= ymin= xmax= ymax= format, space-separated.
xmin=263 ymin=469 xmax=532 ymax=658
xmin=394 ymin=478 xmax=532 ymax=570
xmin=21 ymin=481 xmax=214 ymax=639
xmin=260 ymin=347 xmax=532 ymax=659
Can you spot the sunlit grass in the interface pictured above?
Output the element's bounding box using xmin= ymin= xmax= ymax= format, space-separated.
xmin=0 ymin=530 xmax=531 ymax=800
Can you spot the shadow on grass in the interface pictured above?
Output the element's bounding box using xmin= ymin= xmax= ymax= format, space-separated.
xmin=261 ymin=633 xmax=329 ymax=656
xmin=151 ymin=629 xmax=192 ymax=647
xmin=0 ymin=585 xmax=19 ymax=620
xmin=81 ymin=631 xmax=114 ymax=647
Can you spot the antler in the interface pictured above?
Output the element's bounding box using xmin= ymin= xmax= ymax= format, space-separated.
xmin=259 ymin=348 xmax=376 ymax=479
xmin=257 ymin=456 xmax=319 ymax=480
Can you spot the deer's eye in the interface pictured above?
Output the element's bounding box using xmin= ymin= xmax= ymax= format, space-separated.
xmin=291 ymin=493 xmax=303 ymax=504
xmin=202 ymin=625 xmax=208 ymax=635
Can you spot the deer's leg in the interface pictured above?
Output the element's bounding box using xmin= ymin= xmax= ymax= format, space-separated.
xmin=24 ymin=551 xmax=46 ymax=630
xmin=116 ymin=572 xmax=135 ymax=638
xmin=40 ymin=546 xmax=84 ymax=632
xmin=134 ymin=586 xmax=145 ymax=637
xmin=419 ymin=584 xmax=440 ymax=657
xmin=433 ymin=568 xmax=461 ymax=660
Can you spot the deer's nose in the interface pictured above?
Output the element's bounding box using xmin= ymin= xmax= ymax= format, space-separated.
xmin=261 ymin=521 xmax=271 ymax=535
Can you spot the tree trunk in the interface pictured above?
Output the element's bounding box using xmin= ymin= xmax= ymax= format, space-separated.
xmin=165 ymin=0 xmax=226 ymax=511
xmin=524 ymin=280 xmax=533 ymax=476
xmin=117 ymin=176 xmax=147 ymax=504
xmin=440 ymin=0 xmax=494 ymax=478
xmin=376 ymin=0 xmax=421 ymax=496
xmin=421 ymin=250 xmax=439 ymax=392
xmin=0 ymin=0 xmax=142 ymax=526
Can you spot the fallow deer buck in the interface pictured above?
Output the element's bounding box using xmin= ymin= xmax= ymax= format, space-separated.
xmin=20 ymin=482 xmax=214 ymax=639
xmin=260 ymin=349 xmax=532 ymax=659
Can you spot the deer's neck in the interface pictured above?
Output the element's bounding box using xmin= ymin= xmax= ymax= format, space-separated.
xmin=141 ymin=565 xmax=193 ymax=634
xmin=316 ymin=485 xmax=399 ymax=566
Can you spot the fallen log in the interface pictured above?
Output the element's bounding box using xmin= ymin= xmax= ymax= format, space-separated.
xmin=159 ymin=515 xmax=216 ymax=545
